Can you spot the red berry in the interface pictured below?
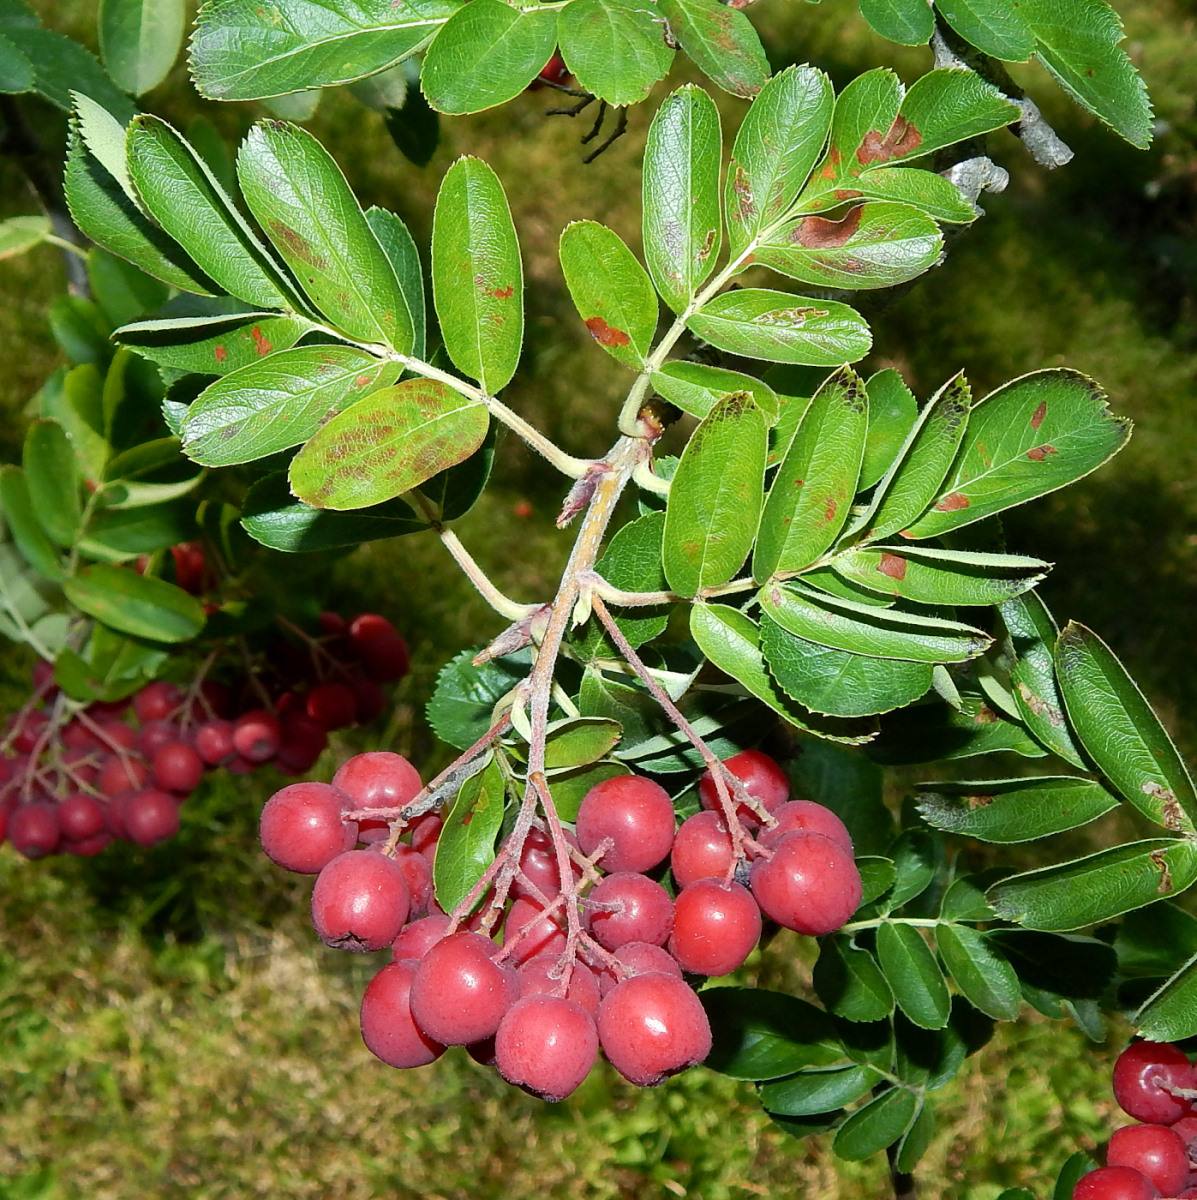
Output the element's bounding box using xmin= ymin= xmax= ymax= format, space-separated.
xmin=669 ymin=880 xmax=762 ymax=976
xmin=134 ymin=681 xmax=182 ymax=724
xmin=58 ymin=793 xmax=106 ymax=841
xmin=153 ymin=741 xmax=204 ymax=793
xmin=333 ymin=752 xmax=422 ymax=811
xmin=320 ymin=611 xmax=348 ymax=638
xmin=9 ymin=802 xmax=60 ymax=858
xmin=95 ymin=719 xmax=137 ymax=752
xmin=393 ymin=844 xmax=433 ymax=915
xmin=139 ymin=719 xmax=184 ymax=759
xmin=348 ymin=677 xmax=387 ymax=724
xmin=575 ymin=775 xmax=675 ymax=874
xmin=349 ymin=615 xmax=409 ymax=683
xmin=495 ymin=995 xmax=598 ymax=1101
xmin=585 ymin=872 xmax=674 ymax=951
xmin=517 ymin=954 xmax=601 ymax=1015
xmin=409 ymin=812 xmax=443 ymax=855
xmin=349 ymin=613 xmax=399 ymax=644
xmin=671 ymin=811 xmax=736 ymax=888
xmin=503 ymin=896 xmax=568 ymax=964
xmin=63 ymin=831 xmax=113 ymax=856
xmin=260 ymin=781 xmax=357 ymax=874
xmin=194 ymin=719 xmax=235 ymax=766
xmin=232 ymin=709 xmax=281 ymax=763
xmin=1072 ymin=1166 xmax=1161 ymax=1200
xmin=749 ymin=831 xmax=861 ymax=936
xmin=274 ymin=710 xmax=329 ymax=772
xmin=511 ymin=827 xmax=582 ymax=900
xmin=123 ymin=789 xmax=180 ymax=846
xmin=1107 ymin=1123 xmax=1189 ymax=1196
xmin=595 ymin=942 xmax=683 ymax=997
xmin=391 ymin=913 xmax=451 ymax=961
xmin=360 ymin=960 xmax=445 ymax=1069
xmin=306 ymin=683 xmax=358 ymax=730
xmin=1113 ymin=1042 xmax=1196 ymax=1125
xmin=409 ymin=931 xmax=519 ymax=1045
xmin=527 ymin=50 xmax=570 ymax=91
xmin=98 ymin=754 xmax=149 ymax=797
xmin=699 ymin=749 xmax=789 ymax=827
xmin=311 ymin=850 xmax=410 ymax=951
xmin=759 ymin=799 xmax=853 ymax=854
xmin=596 ymin=972 xmax=712 ymax=1087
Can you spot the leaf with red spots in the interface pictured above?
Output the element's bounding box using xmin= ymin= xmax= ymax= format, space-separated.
xmin=433 ymin=754 xmax=509 ymax=915
xmin=754 ymin=366 xmax=867 ymax=581
xmin=559 ymin=220 xmax=657 ymax=370
xmin=289 ymin=377 xmax=489 ymax=510
xmin=657 ymin=0 xmax=769 ymax=99
xmin=115 ymin=312 xmax=311 ymax=377
xmin=432 ymin=156 xmax=524 ymax=395
xmin=905 ymin=369 xmax=1131 ymax=538
xmin=181 ymin=345 xmax=398 ymax=467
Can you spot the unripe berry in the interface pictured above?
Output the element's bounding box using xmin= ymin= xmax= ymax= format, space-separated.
xmin=575 ymin=775 xmax=675 ymax=874
xmin=597 ymin=972 xmax=712 ymax=1087
xmin=495 ymin=995 xmax=598 ymax=1101
xmin=311 ymin=850 xmax=410 ymax=951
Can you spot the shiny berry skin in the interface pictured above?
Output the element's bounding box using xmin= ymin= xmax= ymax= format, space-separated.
xmin=517 ymin=954 xmax=601 ymax=1015
xmin=1112 ymin=1041 xmax=1196 ymax=1125
xmin=585 ymin=873 xmax=674 ymax=950
xmin=133 ymin=680 xmax=182 ymax=723
xmin=510 ymin=826 xmax=582 ymax=900
xmin=333 ymin=752 xmax=422 ymax=810
xmin=670 ymin=811 xmax=736 ymax=888
xmin=1071 ymin=1166 xmax=1161 ymax=1200
xmin=495 ymin=995 xmax=598 ymax=1101
xmin=391 ymin=913 xmax=451 ymax=961
xmin=311 ymin=850 xmax=410 ymax=951
xmin=594 ymin=942 xmax=684 ymax=997
xmin=409 ymin=931 xmax=518 ymax=1045
xmin=597 ymin=972 xmax=712 ymax=1087
xmin=699 ymin=749 xmax=789 ymax=827
xmin=194 ymin=719 xmax=235 ymax=766
xmin=575 ymin=776 xmax=675 ymax=874
xmin=58 ymin=793 xmax=106 ymax=841
xmin=139 ymin=719 xmax=183 ymax=759
xmin=123 ymin=789 xmax=180 ymax=847
xmin=393 ymin=845 xmax=433 ymax=915
xmin=260 ymin=781 xmax=357 ymax=874
xmin=1107 ymin=1123 xmax=1189 ymax=1196
xmin=527 ymin=50 xmax=570 ymax=90
xmin=360 ymin=959 xmax=445 ymax=1069
xmin=759 ymin=799 xmax=853 ymax=854
xmin=503 ymin=895 xmax=567 ymax=964
xmin=669 ymin=880 xmax=761 ymax=976
xmin=749 ymin=831 xmax=861 ymax=936
xmin=275 ymin=710 xmax=329 ymax=772
xmin=153 ymin=741 xmax=204 ymax=793
xmin=232 ymin=709 xmax=281 ymax=763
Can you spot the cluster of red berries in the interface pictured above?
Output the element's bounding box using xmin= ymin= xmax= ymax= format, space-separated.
xmin=259 ymin=746 xmax=863 ymax=1103
xmin=1073 ymin=1041 xmax=1197 ymax=1198
xmin=0 ymin=612 xmax=408 ymax=860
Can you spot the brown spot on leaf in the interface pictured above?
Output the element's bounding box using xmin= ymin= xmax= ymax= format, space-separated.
xmin=1151 ymin=848 xmax=1174 ymax=894
xmin=856 ymin=116 xmax=922 ymax=167
xmin=878 ymin=552 xmax=907 ymax=581
xmin=585 ymin=317 xmax=631 ymax=348
xmin=1031 ymin=400 xmax=1047 ymax=430
xmin=834 ymin=189 xmax=863 ymax=201
xmin=792 ymin=477 xmax=805 ymax=488
xmin=1016 ymin=682 xmax=1066 ymax=727
xmin=792 ymin=206 xmax=863 ymax=249
xmin=973 ymin=704 xmax=998 ymax=725
xmin=1026 ymin=444 xmax=1058 ymax=461
xmin=214 ymin=344 xmax=228 ymax=364
xmin=268 ymin=220 xmax=328 ymax=269
xmin=460 ymin=812 xmax=473 ymax=827
xmin=966 ymin=793 xmax=994 ymax=810
xmin=493 ymin=285 xmax=514 ymax=299
xmin=1143 ymin=781 xmax=1185 ymax=831
xmin=698 ymin=229 xmax=717 ymax=261
xmin=220 ymin=422 xmax=242 ymax=441
xmin=731 ymin=166 xmax=755 ymax=220
xmin=823 ymin=496 xmax=838 ymax=522
xmin=354 ymin=375 xmax=373 ymax=387
xmin=250 ymin=325 xmax=273 ymax=357
xmin=935 ymin=492 xmax=971 ymax=512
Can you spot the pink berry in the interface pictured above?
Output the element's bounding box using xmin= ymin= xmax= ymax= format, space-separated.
xmin=232 ymin=709 xmax=281 ymax=763
xmin=595 ymin=942 xmax=684 ymax=997
xmin=391 ymin=913 xmax=451 ymax=961
xmin=333 ymin=752 xmax=422 ymax=810
xmin=260 ymin=781 xmax=357 ymax=874
xmin=409 ymin=931 xmax=518 ymax=1045
xmin=517 ymin=954 xmax=601 ymax=1015
xmin=153 ymin=741 xmax=204 ymax=793
xmin=758 ymin=799 xmax=853 ymax=854
xmin=311 ymin=850 xmax=410 ymax=951
xmin=699 ymin=749 xmax=789 ymax=827
xmin=749 ymin=831 xmax=861 ymax=936
xmin=503 ymin=896 xmax=567 ymax=964
xmin=8 ymin=802 xmax=60 ymax=859
xmin=585 ymin=873 xmax=674 ymax=950
xmin=1113 ymin=1042 xmax=1196 ymax=1125
xmin=575 ymin=776 xmax=675 ymax=874
xmin=1072 ymin=1166 xmax=1161 ymax=1200
xmin=123 ymin=789 xmax=180 ymax=846
xmin=670 ymin=811 xmax=736 ymax=888
xmin=360 ymin=959 xmax=445 ymax=1069
xmin=58 ymin=793 xmax=106 ymax=841
xmin=134 ymin=681 xmax=182 ymax=723
xmin=495 ymin=995 xmax=598 ymax=1101
xmin=194 ymin=719 xmax=235 ymax=766
xmin=669 ymin=879 xmax=761 ymax=976
xmin=1107 ymin=1123 xmax=1189 ymax=1196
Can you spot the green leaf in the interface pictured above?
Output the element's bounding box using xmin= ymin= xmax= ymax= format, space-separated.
xmin=760 ymin=581 xmax=989 ymax=663
xmin=427 ymin=648 xmax=529 ymax=751
xmin=642 ymin=85 xmax=722 ymax=315
xmin=858 ymin=857 xmax=898 ymax=907
xmin=116 ymin=313 xmax=309 ymax=376
xmin=651 ymin=363 xmax=778 ymax=423
xmin=687 ymin=289 xmax=871 ymax=366
xmin=543 ymin=717 xmax=623 ymax=772
xmin=860 ymin=369 xmax=917 ymax=489
xmin=876 ymin=922 xmax=951 ymax=1029
xmin=48 ymin=296 xmax=112 ymax=366
xmin=433 ymin=755 xmax=508 ymax=914
xmin=88 ymin=248 xmax=171 ymax=328
xmin=895 ymin=69 xmax=1021 ymax=159
xmin=761 ymin=615 xmax=934 ymax=718
xmin=690 ymin=603 xmax=878 ymax=745
xmin=0 ymin=31 xmax=34 ymax=93
xmin=935 ymin=0 xmax=1034 ymax=61
xmin=348 ymin=62 xmax=408 ymax=110
xmin=384 ymin=85 xmax=441 ymax=168
xmin=64 ymin=563 xmax=205 ymax=642
xmin=868 ymin=693 xmax=1047 ymax=764
xmin=189 ymin=0 xmax=460 ymax=101
xmin=181 ymin=346 xmax=397 ymax=467
xmin=754 ymin=365 xmax=867 ymax=580
xmin=421 ymin=0 xmax=556 ymax=114
xmin=557 ymin=0 xmax=674 ymax=107
xmin=905 ymin=369 xmax=1131 ymax=538
xmin=917 ymin=776 xmax=1118 ymax=844
xmin=760 ymin=1064 xmax=883 ymax=1116
xmin=832 ymin=545 xmax=1050 ymax=607
xmin=365 ymin=206 xmax=427 ymax=361
xmin=237 ymin=121 xmax=415 ymax=351
xmin=755 ymin=202 xmax=943 ymax=291
xmin=0 ymin=214 xmax=49 ymax=259
xmin=546 ymin=760 xmax=629 ymax=823
xmin=725 ymin=65 xmax=833 ymax=256
xmin=936 ymin=925 xmax=1021 ymax=1021
xmin=560 ymin=221 xmax=658 ymax=370
xmin=859 ymin=0 xmax=934 ymax=45
xmin=989 ymin=839 xmax=1197 ymax=931
xmin=656 ymin=0 xmax=769 ymax=99
xmin=78 ymin=499 xmax=196 ymax=561
xmin=290 ymin=378 xmax=489 ymax=510
xmin=432 ymin=156 xmax=523 ymax=394
xmin=1116 ymin=902 xmax=1197 ymax=979
xmin=1020 ymin=0 xmax=1153 ymax=148
xmin=46 ymin=365 xmax=108 ymax=483
xmin=0 ymin=466 xmax=65 ymax=581
xmin=886 ymin=828 xmax=940 ymax=910
xmin=23 ymin=420 xmax=80 ymax=547
xmin=833 ymin=1087 xmax=918 ymax=1161
xmin=5 ymin=27 xmax=133 ymax=119
xmin=127 ymin=115 xmax=299 ymax=311
xmin=893 ymin=1100 xmax=935 ymax=1173
xmin=864 ymin=372 xmax=972 ymax=540
xmin=939 ymin=874 xmax=997 ymax=922
xmin=98 ymin=0 xmax=185 ymax=95
xmin=702 ymin=988 xmax=845 ymax=1081
xmin=813 ymin=936 xmax=895 ymax=1022
xmin=1054 ymin=1155 xmax=1099 ymax=1200
xmin=663 ymin=392 xmax=767 ymax=596
xmin=240 ymin=471 xmax=424 ymax=552
xmin=1135 ymin=951 xmax=1197 ymax=1043
xmin=850 ymin=166 xmax=978 ymax=223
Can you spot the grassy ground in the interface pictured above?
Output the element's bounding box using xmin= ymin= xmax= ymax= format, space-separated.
xmin=1 ymin=0 xmax=1195 ymax=1196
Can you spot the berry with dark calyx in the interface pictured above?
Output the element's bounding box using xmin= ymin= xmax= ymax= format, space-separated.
xmin=495 ymin=995 xmax=598 ymax=1101
xmin=391 ymin=913 xmax=452 ymax=961
xmin=671 ymin=811 xmax=736 ymax=889
xmin=306 ymin=682 xmax=358 ymax=730
xmin=360 ymin=959 xmax=446 ymax=1069
xmin=585 ymin=872 xmax=674 ymax=951
xmin=669 ymin=879 xmax=762 ymax=977
xmin=333 ymin=751 xmax=422 ymax=811
xmin=698 ymin=749 xmax=789 ymax=827
xmin=311 ymin=850 xmax=410 ymax=951
xmin=153 ymin=741 xmax=204 ymax=794
xmin=194 ymin=719 xmax=235 ymax=766
xmin=134 ymin=681 xmax=182 ymax=724
xmin=749 ymin=831 xmax=862 ymax=936
xmin=1106 ymin=1123 xmax=1189 ymax=1196
xmin=409 ymin=931 xmax=519 ymax=1045
xmin=758 ymin=799 xmax=853 ymax=854
xmin=1112 ymin=1041 xmax=1196 ymax=1125
xmin=58 ymin=793 xmax=106 ymax=841
xmin=575 ymin=775 xmax=676 ymax=874
xmin=596 ymin=972 xmax=712 ymax=1087
xmin=503 ymin=896 xmax=568 ymax=964
xmin=1072 ymin=1166 xmax=1161 ymax=1200
xmin=232 ymin=709 xmax=282 ymax=763
xmin=9 ymin=802 xmax=61 ymax=859
xmin=517 ymin=954 xmax=601 ymax=1015
xmin=261 ymin=781 xmax=358 ymax=874
xmin=123 ymin=789 xmax=181 ymax=847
